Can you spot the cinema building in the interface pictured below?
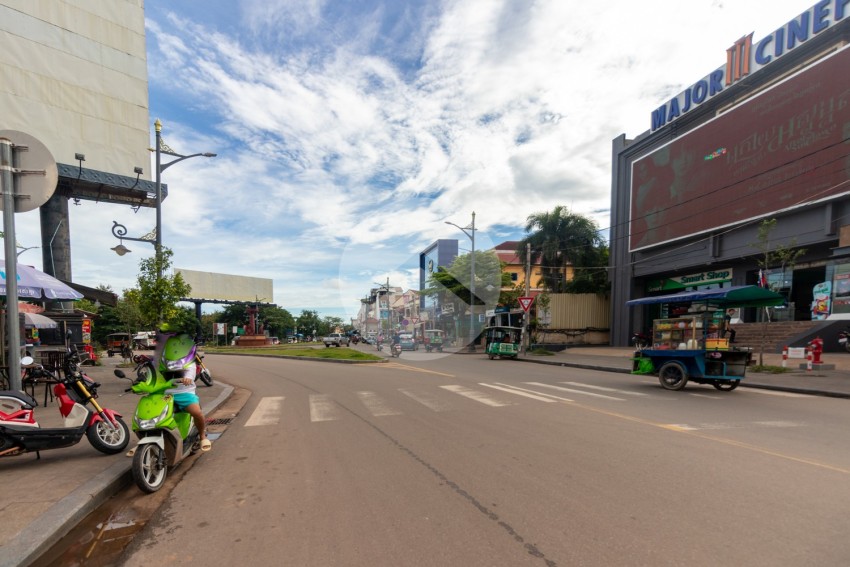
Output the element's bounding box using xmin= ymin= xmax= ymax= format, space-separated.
xmin=609 ymin=1 xmax=850 ymax=348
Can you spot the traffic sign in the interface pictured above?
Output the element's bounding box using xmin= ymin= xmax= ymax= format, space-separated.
xmin=518 ymin=296 xmax=534 ymax=312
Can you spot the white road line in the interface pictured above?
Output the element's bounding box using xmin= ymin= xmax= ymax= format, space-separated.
xmin=744 ymin=389 xmax=809 ymax=398
xmin=309 ymin=394 xmax=341 ymax=422
xmin=480 ymin=383 xmax=559 ymax=402
xmin=357 ymin=391 xmax=402 ymax=416
xmin=244 ymin=396 xmax=285 ymax=427
xmin=398 ymin=388 xmax=452 ymax=412
xmin=440 ymin=385 xmax=513 ymax=407
xmin=753 ymin=420 xmax=806 ymax=428
xmin=562 ymin=381 xmax=648 ymax=396
xmin=525 ymin=382 xmax=625 ymax=401
xmin=666 ymin=421 xmax=806 ymax=431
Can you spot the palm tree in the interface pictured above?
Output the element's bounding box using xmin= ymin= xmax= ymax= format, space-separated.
xmin=516 ymin=206 xmax=607 ymax=293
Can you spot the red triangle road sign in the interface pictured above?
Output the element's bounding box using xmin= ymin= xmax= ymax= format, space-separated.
xmin=518 ymin=296 xmax=534 ymax=312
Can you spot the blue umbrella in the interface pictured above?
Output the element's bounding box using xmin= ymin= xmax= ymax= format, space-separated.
xmin=0 ymin=259 xmax=83 ymax=300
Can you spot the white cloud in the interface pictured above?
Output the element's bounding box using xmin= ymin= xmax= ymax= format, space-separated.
xmin=86 ymin=0 xmax=814 ymax=320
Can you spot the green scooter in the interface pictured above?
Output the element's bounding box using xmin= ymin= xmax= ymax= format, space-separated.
xmin=114 ymin=333 xmax=201 ymax=493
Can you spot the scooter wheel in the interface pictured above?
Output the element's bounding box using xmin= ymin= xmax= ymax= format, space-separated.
xmin=197 ymin=369 xmax=213 ymax=387
xmin=133 ymin=443 xmax=168 ymax=493
xmin=87 ymin=416 xmax=130 ymax=454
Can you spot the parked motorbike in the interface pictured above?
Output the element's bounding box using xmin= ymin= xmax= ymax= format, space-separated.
xmin=391 ymin=343 xmax=402 ymax=358
xmin=838 ymin=327 xmax=850 ymax=352
xmin=115 ymin=332 xmax=203 ymax=493
xmin=0 ymin=349 xmax=129 ymax=459
xmin=631 ymin=331 xmax=651 ymax=350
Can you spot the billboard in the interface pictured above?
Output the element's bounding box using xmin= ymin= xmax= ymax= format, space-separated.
xmin=176 ymin=269 xmax=274 ymax=303
xmin=630 ymin=46 xmax=850 ymax=251
xmin=0 ymin=2 xmax=150 ymax=176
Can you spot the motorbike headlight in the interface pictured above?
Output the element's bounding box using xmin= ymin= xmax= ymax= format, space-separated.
xmin=165 ymin=359 xmax=185 ymax=371
xmin=134 ymin=404 xmax=169 ymax=430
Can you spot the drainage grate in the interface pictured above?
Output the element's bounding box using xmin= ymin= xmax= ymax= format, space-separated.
xmin=206 ymin=417 xmax=235 ymax=425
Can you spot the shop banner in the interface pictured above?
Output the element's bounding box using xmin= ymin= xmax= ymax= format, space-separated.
xmin=647 ymin=269 xmax=732 ymax=293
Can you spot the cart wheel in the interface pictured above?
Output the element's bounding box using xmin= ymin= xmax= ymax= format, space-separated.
xmin=658 ymin=362 xmax=688 ymax=391
xmin=713 ymin=380 xmax=740 ymax=391
xmin=488 ymin=354 xmax=495 ymax=360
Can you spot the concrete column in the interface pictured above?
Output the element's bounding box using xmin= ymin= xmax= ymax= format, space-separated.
xmin=39 ymin=193 xmax=70 ymax=280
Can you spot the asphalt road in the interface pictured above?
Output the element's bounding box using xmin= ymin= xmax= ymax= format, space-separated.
xmin=117 ymin=349 xmax=850 ymax=566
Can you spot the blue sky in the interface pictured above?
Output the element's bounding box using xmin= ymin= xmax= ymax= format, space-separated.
xmin=19 ymin=0 xmax=812 ymax=321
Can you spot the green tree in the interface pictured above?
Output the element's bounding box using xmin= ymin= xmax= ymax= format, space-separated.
xmin=136 ymin=248 xmax=191 ymax=326
xmin=751 ymin=219 xmax=807 ymax=365
xmin=296 ymin=310 xmax=322 ymax=337
xmin=516 ymin=206 xmax=608 ymax=294
xmin=422 ymin=250 xmax=503 ymax=308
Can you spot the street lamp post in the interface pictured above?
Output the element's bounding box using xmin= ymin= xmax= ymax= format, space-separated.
xmin=153 ymin=119 xmax=216 ymax=280
xmin=111 ymin=120 xmax=215 ymax=316
xmin=445 ymin=211 xmax=476 ymax=351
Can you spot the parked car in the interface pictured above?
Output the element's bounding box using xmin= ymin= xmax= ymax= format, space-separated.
xmin=269 ymin=337 xmax=280 ymax=345
xmin=323 ymin=333 xmax=350 ymax=347
xmin=399 ymin=333 xmax=418 ymax=351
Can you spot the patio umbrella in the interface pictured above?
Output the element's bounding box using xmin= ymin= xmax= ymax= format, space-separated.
xmin=0 ymin=259 xmax=83 ymax=300
xmin=23 ymin=312 xmax=59 ymax=328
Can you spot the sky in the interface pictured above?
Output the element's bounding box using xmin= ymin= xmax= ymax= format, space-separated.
xmin=14 ymin=0 xmax=814 ymax=321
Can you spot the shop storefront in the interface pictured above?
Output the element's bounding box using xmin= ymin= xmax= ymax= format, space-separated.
xmin=609 ymin=2 xmax=850 ymax=346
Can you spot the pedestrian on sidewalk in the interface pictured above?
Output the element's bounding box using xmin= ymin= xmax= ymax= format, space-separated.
xmin=722 ymin=309 xmax=737 ymax=343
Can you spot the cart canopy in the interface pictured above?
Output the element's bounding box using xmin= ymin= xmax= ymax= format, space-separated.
xmin=626 ymin=285 xmax=785 ymax=309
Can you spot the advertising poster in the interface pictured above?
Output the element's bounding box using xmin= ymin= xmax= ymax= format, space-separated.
xmin=811 ymin=282 xmax=831 ymax=320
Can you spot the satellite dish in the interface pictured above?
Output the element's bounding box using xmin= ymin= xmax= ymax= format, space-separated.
xmin=0 ymin=130 xmax=58 ymax=212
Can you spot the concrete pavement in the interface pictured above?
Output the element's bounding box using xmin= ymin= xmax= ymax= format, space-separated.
xmin=2 ymin=345 xmax=850 ymax=567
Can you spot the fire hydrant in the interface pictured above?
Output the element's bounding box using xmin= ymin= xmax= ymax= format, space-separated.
xmin=809 ymin=337 xmax=824 ymax=364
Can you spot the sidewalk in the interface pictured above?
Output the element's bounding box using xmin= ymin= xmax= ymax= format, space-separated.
xmin=2 ymin=346 xmax=849 ymax=567
xmin=0 ymin=356 xmax=233 ymax=567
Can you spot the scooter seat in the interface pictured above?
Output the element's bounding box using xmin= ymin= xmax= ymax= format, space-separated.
xmin=0 ymin=390 xmax=38 ymax=408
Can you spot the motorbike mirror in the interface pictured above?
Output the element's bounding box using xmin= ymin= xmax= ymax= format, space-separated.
xmin=114 ymin=369 xmax=127 ymax=379
xmin=20 ymin=356 xmax=34 ymax=366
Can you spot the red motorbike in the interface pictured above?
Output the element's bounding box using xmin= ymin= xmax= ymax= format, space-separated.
xmin=0 ymin=347 xmax=129 ymax=458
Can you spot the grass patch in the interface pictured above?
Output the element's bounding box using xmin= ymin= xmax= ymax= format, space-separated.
xmin=529 ymin=348 xmax=555 ymax=356
xmin=748 ymin=365 xmax=790 ymax=374
xmin=204 ymin=346 xmax=383 ymax=361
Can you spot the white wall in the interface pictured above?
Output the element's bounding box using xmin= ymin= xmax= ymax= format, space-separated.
xmin=0 ymin=0 xmax=150 ymax=176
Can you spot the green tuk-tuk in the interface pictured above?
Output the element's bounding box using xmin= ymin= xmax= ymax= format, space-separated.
xmin=485 ymin=326 xmax=521 ymax=360
xmin=424 ymin=329 xmax=444 ymax=352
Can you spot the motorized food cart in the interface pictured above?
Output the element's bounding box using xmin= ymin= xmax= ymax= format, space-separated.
xmin=626 ymin=285 xmax=784 ymax=391
xmin=485 ymin=326 xmax=521 ymax=360
xmin=424 ymin=329 xmax=444 ymax=352
xmin=105 ymin=332 xmax=131 ymax=358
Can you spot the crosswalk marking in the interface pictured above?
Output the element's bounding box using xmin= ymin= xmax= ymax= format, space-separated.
xmin=562 ymin=382 xmax=648 ymax=396
xmin=309 ymin=394 xmax=341 ymax=422
xmin=241 ymin=381 xmax=814 ymax=428
xmin=480 ymin=383 xmax=559 ymax=402
xmin=244 ymin=396 xmax=285 ymax=427
xmin=440 ymin=385 xmax=513 ymax=407
xmin=399 ymin=388 xmax=452 ymax=412
xmin=357 ymin=391 xmax=402 ymax=416
xmin=525 ymin=382 xmax=625 ymax=401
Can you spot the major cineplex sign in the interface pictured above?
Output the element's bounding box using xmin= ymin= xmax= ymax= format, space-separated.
xmin=630 ymin=29 xmax=850 ymax=251
xmin=651 ymin=0 xmax=850 ymax=131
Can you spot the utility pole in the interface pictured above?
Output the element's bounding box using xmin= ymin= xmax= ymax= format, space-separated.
xmin=524 ymin=243 xmax=531 ymax=354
